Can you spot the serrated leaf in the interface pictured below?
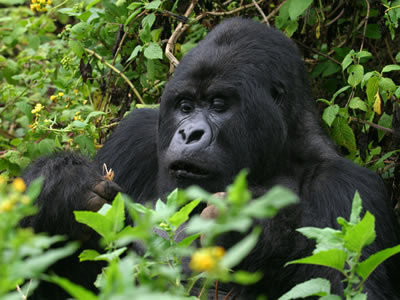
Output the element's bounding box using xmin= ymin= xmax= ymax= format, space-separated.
xmin=322 ymin=104 xmax=339 ymax=127
xmin=79 ymin=249 xmax=100 ymax=262
xmin=356 ymin=50 xmax=372 ymax=59
xmin=344 ymin=212 xmax=376 ymax=252
xmin=105 ymin=193 xmax=125 ymax=233
xmin=349 ymin=191 xmax=362 ymax=224
xmin=286 ymin=249 xmax=347 ymax=273
xmin=342 ymin=50 xmax=355 ymax=71
xmin=288 ymin=0 xmax=313 ymax=20
xmin=331 ymin=117 xmax=356 ymax=153
xmin=168 ymin=199 xmax=200 ymax=227
xmin=221 ymin=227 xmax=260 ymax=268
xmin=382 ymin=64 xmax=400 ymax=73
xmin=379 ymin=77 xmax=397 ymax=92
xmin=357 ymin=244 xmax=400 ymax=281
xmin=142 ymin=13 xmax=156 ymax=29
xmin=144 ymin=42 xmax=163 ymax=60
xmin=227 ymin=170 xmax=251 ymax=206
xmin=296 ymin=227 xmax=343 ymax=253
xmin=373 ymin=91 xmax=382 ymax=115
xmin=69 ymin=40 xmax=84 ymax=58
xmin=50 ymin=276 xmax=98 ymax=300
xmin=127 ymin=45 xmax=142 ymax=62
xmin=278 ymin=278 xmax=331 ymax=300
xmin=145 ymin=0 xmax=161 ymax=9
xmin=347 ymin=64 xmax=364 ymax=87
xmin=177 ymin=233 xmax=201 ymax=247
xmin=349 ymin=97 xmax=367 ymax=112
xmin=74 ymin=211 xmax=113 ymax=240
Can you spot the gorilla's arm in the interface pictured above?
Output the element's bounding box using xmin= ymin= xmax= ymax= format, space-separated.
xmin=95 ymin=108 xmax=159 ymax=203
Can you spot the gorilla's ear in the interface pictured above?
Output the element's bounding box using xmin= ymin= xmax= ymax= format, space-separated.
xmin=271 ymin=82 xmax=286 ymax=105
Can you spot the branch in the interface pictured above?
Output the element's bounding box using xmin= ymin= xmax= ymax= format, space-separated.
xmin=295 ymin=39 xmax=341 ymax=65
xmin=252 ymin=0 xmax=268 ymax=24
xmin=265 ymin=1 xmax=286 ymax=24
xmin=206 ymin=0 xmax=265 ymax=16
xmin=84 ymin=48 xmax=144 ymax=104
xmin=349 ymin=116 xmax=393 ymax=134
xmin=359 ymin=0 xmax=370 ymax=53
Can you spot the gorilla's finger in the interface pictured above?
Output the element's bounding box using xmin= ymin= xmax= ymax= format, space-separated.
xmin=86 ymin=192 xmax=108 ymax=211
xmin=92 ymin=180 xmax=122 ymax=201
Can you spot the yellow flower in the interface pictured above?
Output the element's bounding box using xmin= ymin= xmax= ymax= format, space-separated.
xmin=47 ymin=0 xmax=52 ymax=4
xmin=50 ymin=95 xmax=57 ymax=101
xmin=58 ymin=92 xmax=64 ymax=97
xmin=83 ymin=100 xmax=88 ymax=105
xmin=12 ymin=178 xmax=26 ymax=193
xmin=32 ymin=0 xmax=37 ymax=3
xmin=75 ymin=111 xmax=80 ymax=115
xmin=0 ymin=200 xmax=14 ymax=212
xmin=189 ymin=247 xmax=225 ymax=272
xmin=39 ymin=0 xmax=45 ymax=4
xmin=30 ymin=4 xmax=36 ymax=11
xmin=73 ymin=89 xmax=79 ymax=95
xmin=31 ymin=103 xmax=44 ymax=114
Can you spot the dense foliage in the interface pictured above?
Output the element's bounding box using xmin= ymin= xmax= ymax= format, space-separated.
xmin=1 ymin=0 xmax=400 ymax=299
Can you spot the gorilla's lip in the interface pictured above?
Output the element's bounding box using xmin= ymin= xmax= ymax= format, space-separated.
xmin=169 ymin=161 xmax=211 ymax=179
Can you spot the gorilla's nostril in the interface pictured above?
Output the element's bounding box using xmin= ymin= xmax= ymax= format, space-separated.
xmin=178 ymin=129 xmax=186 ymax=140
xmin=187 ymin=130 xmax=204 ymax=144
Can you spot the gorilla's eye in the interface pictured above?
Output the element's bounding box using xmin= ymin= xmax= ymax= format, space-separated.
xmin=211 ymin=98 xmax=226 ymax=112
xmin=178 ymin=100 xmax=194 ymax=113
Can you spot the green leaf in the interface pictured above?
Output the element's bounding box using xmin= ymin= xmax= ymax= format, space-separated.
xmin=288 ymin=0 xmax=313 ymax=20
xmin=26 ymin=177 xmax=43 ymax=200
xmin=142 ymin=13 xmax=156 ymax=29
xmin=349 ymin=97 xmax=368 ymax=112
xmin=319 ymin=295 xmax=342 ymax=300
xmin=79 ymin=249 xmax=100 ymax=262
xmin=378 ymin=113 xmax=392 ymax=141
xmin=347 ymin=64 xmax=364 ymax=87
xmin=168 ymin=199 xmax=201 ymax=227
xmin=342 ymin=50 xmax=355 ymax=71
xmin=382 ymin=64 xmax=400 ymax=73
xmin=366 ymin=76 xmax=379 ymax=105
xmin=227 ymin=170 xmax=251 ymax=206
xmin=105 ymin=193 xmax=126 ymax=233
xmin=85 ymin=111 xmax=105 ymax=122
xmin=322 ymin=104 xmax=339 ymax=127
xmin=332 ymin=85 xmax=351 ymax=102
xmin=344 ymin=211 xmax=376 ymax=252
xmin=38 ymin=139 xmax=56 ymax=155
xmin=331 ymin=117 xmax=356 ymax=153
xmin=144 ymin=42 xmax=163 ymax=60
xmin=50 ymin=276 xmax=98 ymax=300
xmin=145 ymin=0 xmax=161 ymax=10
xmin=356 ymin=51 xmax=372 ymax=59
xmin=74 ymin=211 xmax=113 ymax=240
xmin=177 ymin=233 xmax=201 ymax=247
xmin=296 ymin=227 xmax=343 ymax=253
xmin=70 ymin=23 xmax=91 ymax=39
xmin=349 ymin=191 xmax=362 ymax=224
xmin=357 ymin=244 xmax=400 ymax=281
xmin=242 ymin=186 xmax=298 ymax=218
xmin=286 ymin=249 xmax=347 ymax=273
xmin=379 ymin=77 xmax=396 ymax=92
xmin=127 ymin=2 xmax=143 ymax=10
xmin=127 ymin=45 xmax=143 ymax=62
xmin=232 ymin=271 xmax=262 ymax=285
xmin=94 ymin=247 xmax=127 ymax=262
xmin=222 ymin=227 xmax=260 ymax=268
xmin=278 ymin=278 xmax=331 ymax=300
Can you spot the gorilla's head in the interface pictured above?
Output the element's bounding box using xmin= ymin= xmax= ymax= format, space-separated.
xmin=157 ymin=18 xmax=320 ymax=195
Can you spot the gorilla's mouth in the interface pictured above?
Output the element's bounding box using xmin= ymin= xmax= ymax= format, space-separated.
xmin=169 ymin=161 xmax=210 ymax=179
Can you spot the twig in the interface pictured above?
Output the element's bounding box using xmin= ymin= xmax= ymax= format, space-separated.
xmin=206 ymin=0 xmax=265 ymax=16
xmin=84 ymin=48 xmax=144 ymax=104
xmin=295 ymin=39 xmax=341 ymax=65
xmin=349 ymin=116 xmax=393 ymax=134
xmin=252 ymin=0 xmax=268 ymax=24
xmin=165 ymin=0 xmax=198 ymax=73
xmin=359 ymin=0 xmax=370 ymax=53
xmin=265 ymin=0 xmax=286 ymax=24
xmin=384 ymin=36 xmax=397 ymax=64
xmin=326 ymin=8 xmax=344 ymax=26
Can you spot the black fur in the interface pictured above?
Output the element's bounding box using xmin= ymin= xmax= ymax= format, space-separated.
xmin=22 ymin=18 xmax=400 ymax=299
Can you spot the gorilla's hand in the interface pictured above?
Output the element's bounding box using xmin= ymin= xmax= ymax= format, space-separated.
xmin=20 ymin=152 xmax=121 ymax=238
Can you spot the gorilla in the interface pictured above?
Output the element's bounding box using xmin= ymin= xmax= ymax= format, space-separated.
xmin=21 ymin=18 xmax=400 ymax=299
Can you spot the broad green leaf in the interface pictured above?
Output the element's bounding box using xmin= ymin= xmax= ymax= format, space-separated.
xmin=342 ymin=50 xmax=355 ymax=71
xmin=85 ymin=111 xmax=105 ymax=122
xmin=227 ymin=170 xmax=251 ymax=206
xmin=357 ymin=244 xmax=400 ymax=281
xmin=344 ymin=211 xmax=376 ymax=252
xmin=242 ymin=186 xmax=298 ymax=218
xmin=349 ymin=97 xmax=367 ymax=112
xmin=286 ymin=249 xmax=347 ymax=273
xmin=288 ymin=0 xmax=313 ymax=20
xmin=296 ymin=227 xmax=343 ymax=253
xmin=177 ymin=233 xmax=201 ymax=247
xmin=70 ymin=23 xmax=91 ymax=39
xmin=349 ymin=191 xmax=363 ymax=224
xmin=105 ymin=193 xmax=126 ymax=233
xmin=50 ymin=276 xmax=98 ymax=300
xmin=366 ymin=76 xmax=379 ymax=105
xmin=151 ymin=28 xmax=163 ymax=43
xmin=347 ymin=64 xmax=364 ymax=87
xmin=70 ymin=120 xmax=87 ymax=128
xmin=38 ymin=139 xmax=56 ymax=155
xmin=74 ymin=211 xmax=113 ymax=240
xmin=127 ymin=2 xmax=143 ymax=10
xmin=232 ymin=271 xmax=262 ymax=285
xmin=127 ymin=45 xmax=143 ymax=62
xmin=322 ymin=104 xmax=339 ymax=127
xmin=278 ymin=278 xmax=331 ymax=300
xmin=168 ymin=199 xmax=201 ymax=227
xmin=144 ymin=42 xmax=163 ymax=60
xmin=331 ymin=117 xmax=356 ymax=153
xmin=94 ymin=247 xmax=127 ymax=262
xmin=332 ymin=85 xmax=351 ymax=102
xmin=145 ymin=0 xmax=161 ymax=9
xmin=378 ymin=113 xmax=392 ymax=141
xmin=382 ymin=64 xmax=400 ymax=73
xmin=319 ymin=296 xmax=342 ymax=300
xmin=356 ymin=50 xmax=372 ymax=59
xmin=79 ymin=249 xmax=100 ymax=262
xmin=142 ymin=13 xmax=156 ymax=29
xmin=379 ymin=77 xmax=397 ymax=92
xmin=222 ymin=227 xmax=260 ymax=268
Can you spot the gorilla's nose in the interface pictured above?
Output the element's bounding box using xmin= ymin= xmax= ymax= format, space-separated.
xmin=186 ymin=129 xmax=205 ymax=144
